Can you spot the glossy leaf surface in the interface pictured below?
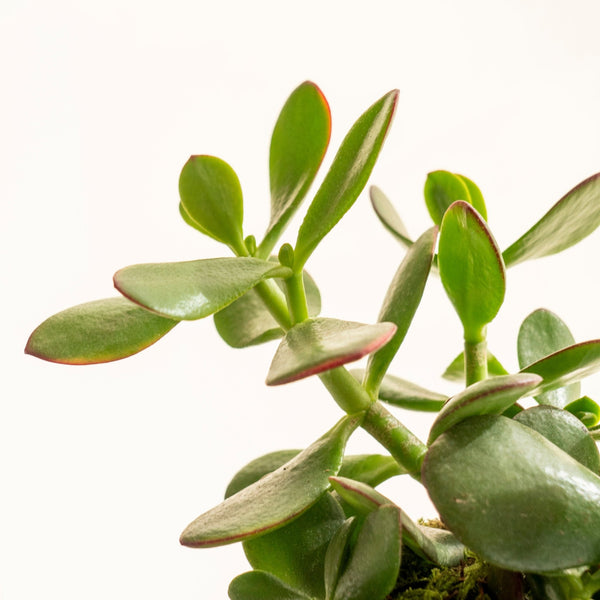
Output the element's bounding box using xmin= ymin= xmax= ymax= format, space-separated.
xmin=456 ymin=174 xmax=487 ymax=220
xmin=423 ymin=415 xmax=600 ymax=572
xmin=114 ymin=257 xmax=291 ymax=320
xmin=424 ymin=170 xmax=472 ymax=225
xmin=438 ymin=201 xmax=505 ymax=338
xmin=294 ymin=90 xmax=399 ymax=269
xmin=370 ymin=186 xmax=413 ymax=248
xmin=442 ymin=350 xmax=508 ymax=382
xmin=332 ymin=505 xmax=401 ymax=600
xmin=228 ymin=571 xmax=310 ymax=600
xmin=324 ymin=518 xmax=356 ymax=600
xmin=364 ymin=227 xmax=437 ymax=395
xmin=329 ymin=477 xmax=465 ymax=567
xmin=214 ymin=270 xmax=320 ymax=348
xmin=266 ymin=318 xmax=396 ymax=386
xmin=518 ymin=308 xmax=579 ymax=407
xmin=428 ymin=373 xmax=542 ymax=443
xmin=514 ymin=405 xmax=600 ymax=473
xmin=225 ymin=450 xmax=402 ymax=500
xmin=565 ymin=396 xmax=600 ymax=427
xmin=503 ymin=172 xmax=600 ymax=267
xmin=520 ymin=339 xmax=600 ymax=396
xmin=243 ymin=493 xmax=345 ymax=599
xmin=260 ymin=82 xmax=331 ymax=257
xmin=179 ymin=415 xmax=359 ymax=547
xmin=351 ymin=369 xmax=446 ymax=412
xmin=179 ymin=155 xmax=244 ymax=251
xmin=25 ymin=297 xmax=177 ymax=364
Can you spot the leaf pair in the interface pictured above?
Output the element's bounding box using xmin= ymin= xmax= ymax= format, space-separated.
xmin=26 ymin=257 xmax=292 ymax=364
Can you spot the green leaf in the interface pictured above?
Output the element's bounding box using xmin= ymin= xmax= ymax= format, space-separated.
xmin=329 ymin=477 xmax=465 ymax=568
xmin=438 ymin=201 xmax=506 ymax=339
xmin=351 ymin=369 xmax=446 ymax=412
xmin=114 ymin=257 xmax=291 ymax=320
xmin=518 ymin=308 xmax=580 ymax=407
xmin=338 ymin=454 xmax=405 ymax=485
xmin=514 ymin=405 xmax=600 ymax=473
xmin=456 ymin=174 xmax=487 ymax=221
xmin=442 ymin=350 xmax=508 ymax=383
xmin=332 ymin=505 xmax=402 ymax=600
xmin=428 ymin=374 xmax=542 ymax=444
xmin=258 ymin=82 xmax=331 ymax=258
xmin=214 ymin=269 xmax=320 ymax=348
xmin=226 ymin=451 xmax=404 ymax=501
xmin=179 ymin=155 xmax=245 ymax=253
xmin=179 ymin=201 xmax=212 ymax=236
xmin=423 ymin=170 xmax=487 ymax=225
xmin=324 ymin=518 xmax=356 ymax=600
xmin=266 ymin=318 xmax=396 ymax=386
xmin=422 ymin=414 xmax=600 ymax=572
xmin=225 ymin=450 xmax=301 ymax=499
xmin=294 ymin=90 xmax=399 ymax=270
xmin=364 ymin=227 xmax=437 ymax=395
xmin=565 ymin=396 xmax=600 ymax=427
xmin=25 ymin=297 xmax=177 ymax=365
xmin=243 ymin=493 xmax=345 ymax=599
xmin=179 ymin=415 xmax=359 ymax=547
xmin=503 ymin=172 xmax=600 ymax=267
xmin=228 ymin=571 xmax=310 ymax=600
xmin=370 ymin=186 xmax=413 ymax=249
xmin=520 ymin=339 xmax=600 ymax=396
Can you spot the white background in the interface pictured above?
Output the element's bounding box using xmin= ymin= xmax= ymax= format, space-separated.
xmin=2 ymin=1 xmax=600 ymax=598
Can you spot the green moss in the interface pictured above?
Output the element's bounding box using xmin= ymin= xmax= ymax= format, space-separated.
xmin=388 ymin=547 xmax=493 ymax=600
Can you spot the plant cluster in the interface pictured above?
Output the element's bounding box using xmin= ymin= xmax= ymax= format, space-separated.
xmin=26 ymin=82 xmax=600 ymax=600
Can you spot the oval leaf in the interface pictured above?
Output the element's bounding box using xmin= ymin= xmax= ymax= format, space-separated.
xmin=364 ymin=227 xmax=437 ymax=395
xmin=226 ymin=450 xmax=403 ymax=501
xmin=214 ymin=269 xmax=320 ymax=348
xmin=25 ymin=297 xmax=177 ymax=364
xmin=179 ymin=155 xmax=245 ymax=252
xmin=438 ymin=201 xmax=506 ymax=338
xmin=332 ymin=505 xmax=401 ymax=600
xmin=518 ymin=308 xmax=580 ymax=407
xmin=243 ymin=493 xmax=345 ymax=599
xmin=258 ymin=82 xmax=331 ymax=257
xmin=520 ymin=339 xmax=600 ymax=396
xmin=442 ymin=350 xmax=508 ymax=383
xmin=565 ymin=396 xmax=600 ymax=427
xmin=294 ymin=90 xmax=399 ymax=270
xmin=266 ymin=318 xmax=396 ymax=386
xmin=428 ymin=373 xmax=542 ymax=444
xmin=228 ymin=571 xmax=310 ymax=600
xmin=329 ymin=477 xmax=465 ymax=568
xmin=424 ymin=170 xmax=472 ymax=225
xmin=370 ymin=186 xmax=413 ymax=249
xmin=423 ymin=414 xmax=600 ymax=572
xmin=179 ymin=415 xmax=359 ymax=547
xmin=114 ymin=257 xmax=291 ymax=320
xmin=351 ymin=369 xmax=446 ymax=412
xmin=456 ymin=174 xmax=487 ymax=221
xmin=514 ymin=405 xmax=600 ymax=473
xmin=503 ymin=172 xmax=600 ymax=267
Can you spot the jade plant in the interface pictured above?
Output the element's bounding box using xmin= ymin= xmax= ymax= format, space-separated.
xmin=25 ymin=81 xmax=600 ymax=599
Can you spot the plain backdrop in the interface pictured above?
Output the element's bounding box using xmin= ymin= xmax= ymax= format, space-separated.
xmin=2 ymin=1 xmax=600 ymax=598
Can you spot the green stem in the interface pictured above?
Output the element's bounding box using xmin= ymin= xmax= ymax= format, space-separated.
xmin=254 ymin=280 xmax=292 ymax=330
xmin=284 ymin=271 xmax=309 ymax=325
xmin=464 ymin=329 xmax=488 ymax=386
xmin=318 ymin=368 xmax=373 ymax=414
xmin=362 ymin=401 xmax=428 ymax=480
